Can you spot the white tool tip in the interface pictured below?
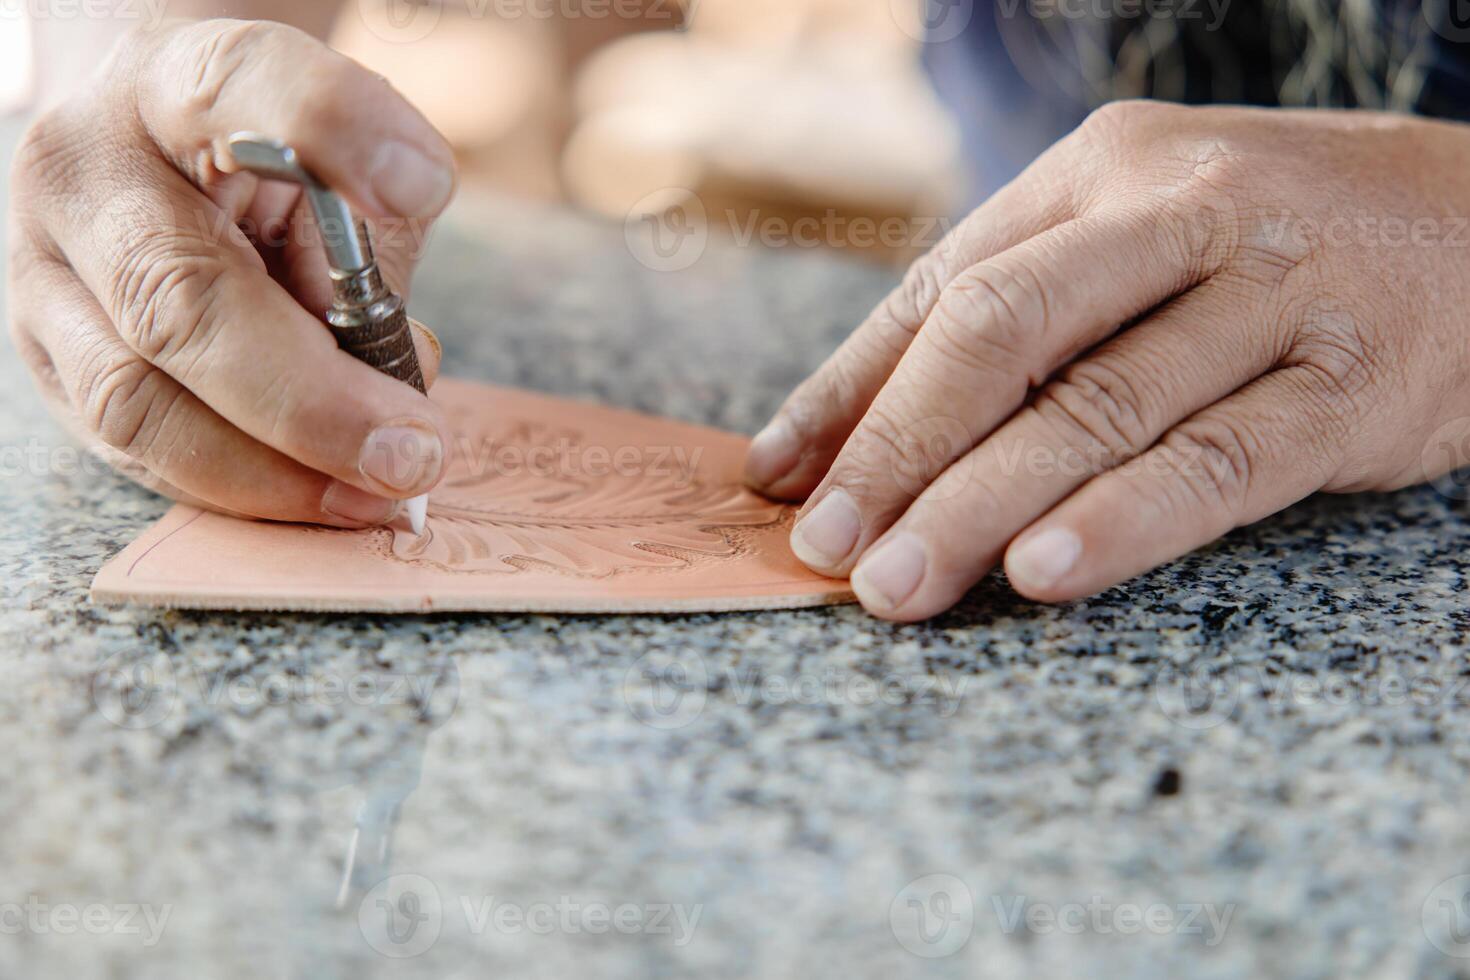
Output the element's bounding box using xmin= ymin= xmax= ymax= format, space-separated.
xmin=405 ymin=494 xmax=428 ymax=535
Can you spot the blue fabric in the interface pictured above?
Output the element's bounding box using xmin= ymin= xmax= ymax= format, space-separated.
xmin=921 ymin=0 xmax=1470 ymax=207
xmin=922 ymin=2 xmax=1086 ymax=207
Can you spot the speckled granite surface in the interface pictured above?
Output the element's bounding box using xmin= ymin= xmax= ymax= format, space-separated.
xmin=5 ymin=123 xmax=1470 ymax=980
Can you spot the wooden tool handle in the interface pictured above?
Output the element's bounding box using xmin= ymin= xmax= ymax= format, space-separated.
xmin=325 ymin=298 xmax=427 ymax=396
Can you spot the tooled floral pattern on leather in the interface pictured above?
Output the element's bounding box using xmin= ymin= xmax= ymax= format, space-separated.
xmin=384 ymin=416 xmax=787 ymax=576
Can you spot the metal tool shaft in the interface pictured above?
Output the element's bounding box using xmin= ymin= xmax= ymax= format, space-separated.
xmin=227 ymin=134 xmax=426 ymax=394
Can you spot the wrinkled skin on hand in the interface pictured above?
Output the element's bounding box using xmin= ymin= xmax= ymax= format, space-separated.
xmin=745 ymin=101 xmax=1470 ymax=620
xmin=7 ymin=19 xmax=456 ymax=528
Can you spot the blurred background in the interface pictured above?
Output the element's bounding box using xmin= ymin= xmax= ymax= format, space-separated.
xmin=0 ymin=15 xmax=29 ymax=115
xmin=0 ymin=1 xmax=964 ymax=265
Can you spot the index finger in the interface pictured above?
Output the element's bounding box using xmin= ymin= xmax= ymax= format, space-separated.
xmin=743 ymin=138 xmax=1083 ymax=499
xmin=129 ymin=19 xmax=456 ymax=220
xmin=787 ymin=200 xmax=1235 ymax=577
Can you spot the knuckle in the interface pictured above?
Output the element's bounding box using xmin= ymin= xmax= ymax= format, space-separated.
xmin=1079 ymin=100 xmax=1130 ymax=138
xmin=784 ymin=349 xmax=870 ymax=443
xmin=1162 ymin=417 xmax=1257 ymax=514
xmin=108 ymin=231 xmax=229 ymax=369
xmin=1177 ymin=138 xmax=1251 ymax=200
xmin=855 ymin=398 xmax=966 ymax=495
xmin=888 ymin=253 xmax=949 ymax=339
xmin=1140 ymin=143 xmax=1251 ymax=280
xmin=286 ymin=58 xmax=367 ymax=136
xmin=171 ymin=20 xmax=368 ymax=153
xmin=1077 ymin=99 xmax=1155 ymax=146
xmin=6 ymin=230 xmax=47 ymax=300
xmin=1285 ymin=308 xmax=1379 ymax=409
xmin=9 ymin=320 xmax=56 ymax=386
xmin=856 ymin=402 xmax=920 ymax=465
xmin=925 ymin=260 xmax=1043 ymax=376
xmin=101 ymin=23 xmax=160 ymax=80
xmin=1230 ymin=214 xmax=1317 ymax=286
xmin=1034 ymin=360 xmax=1153 ymax=463
xmin=1161 ymin=185 xmax=1242 ymax=280
xmin=80 ymin=355 xmax=179 ymax=454
xmin=246 ymin=372 xmax=302 ymax=446
xmin=175 ymin=19 xmax=285 ymax=117
xmin=10 ymin=108 xmax=81 ymax=203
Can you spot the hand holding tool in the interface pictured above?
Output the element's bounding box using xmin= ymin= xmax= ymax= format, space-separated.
xmin=228 ymin=133 xmax=432 ymax=533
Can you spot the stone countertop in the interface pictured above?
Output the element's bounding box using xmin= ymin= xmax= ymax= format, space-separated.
xmin=4 ymin=122 xmax=1470 ymax=979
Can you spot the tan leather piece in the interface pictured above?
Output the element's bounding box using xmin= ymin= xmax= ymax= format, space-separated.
xmin=92 ymin=379 xmax=855 ymax=614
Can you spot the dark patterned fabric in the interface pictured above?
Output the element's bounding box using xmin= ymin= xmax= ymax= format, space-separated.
xmin=922 ymin=0 xmax=1470 ymax=203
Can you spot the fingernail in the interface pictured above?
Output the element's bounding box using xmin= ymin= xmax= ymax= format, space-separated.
xmin=790 ymin=488 xmax=861 ymax=570
xmin=409 ymin=319 xmax=443 ymax=388
xmin=370 ymin=141 xmax=455 ymax=218
xmin=745 ymin=418 xmax=801 ymax=489
xmin=409 ymin=318 xmax=442 ymax=363
xmin=321 ymin=480 xmax=400 ymax=526
xmin=852 ymin=532 xmax=927 ymax=610
xmin=1008 ymin=527 xmax=1082 ymax=590
xmin=359 ymin=420 xmax=444 ymax=495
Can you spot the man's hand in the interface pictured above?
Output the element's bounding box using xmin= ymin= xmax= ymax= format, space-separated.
xmin=745 ymin=101 xmax=1470 ymax=619
xmin=8 ymin=19 xmax=456 ymax=526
